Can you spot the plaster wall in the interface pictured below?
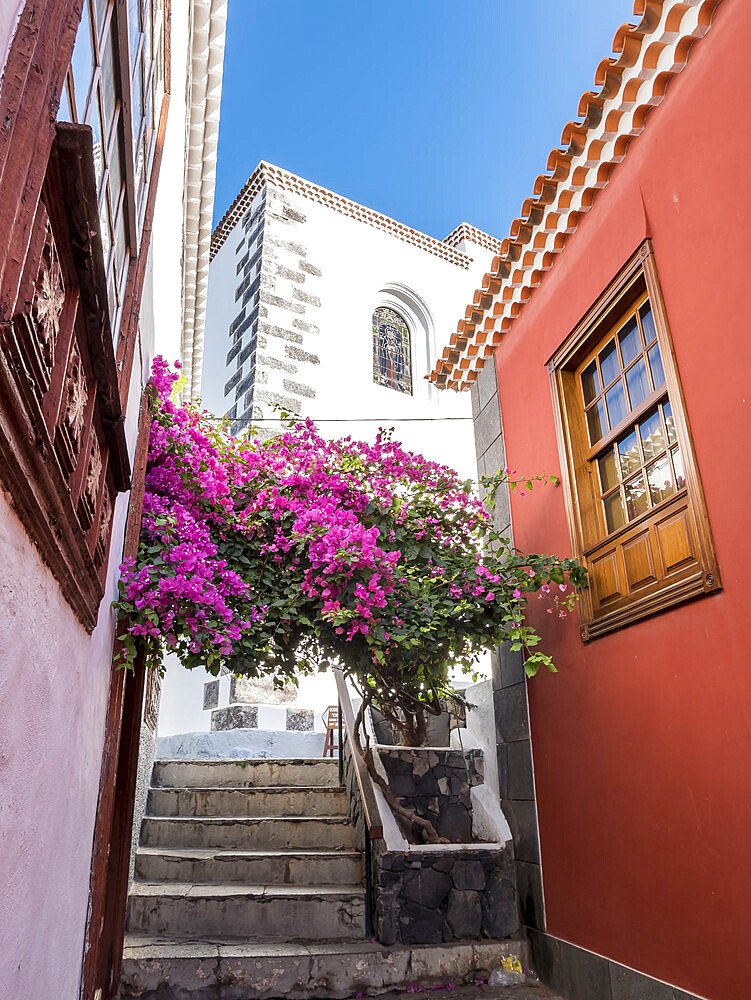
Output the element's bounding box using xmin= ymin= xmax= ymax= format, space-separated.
xmin=0 ymin=307 xmax=175 ymax=999
xmin=0 ymin=461 xmax=130 ymax=1000
xmin=484 ymin=3 xmax=751 ymax=997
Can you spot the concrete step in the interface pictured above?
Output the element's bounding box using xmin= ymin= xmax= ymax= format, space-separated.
xmin=140 ymin=815 xmax=359 ymax=851
xmin=121 ymin=937 xmax=532 ymax=999
xmin=126 ymin=883 xmax=365 ymax=941
xmin=134 ymin=847 xmax=363 ymax=886
xmin=153 ymin=758 xmax=339 ymax=789
xmin=147 ymin=785 xmax=348 ymax=818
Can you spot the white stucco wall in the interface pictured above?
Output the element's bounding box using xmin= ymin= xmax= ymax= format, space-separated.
xmin=157 ymin=656 xmax=338 ymax=738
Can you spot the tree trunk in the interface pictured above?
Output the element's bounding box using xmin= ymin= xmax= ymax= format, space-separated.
xmin=351 ymin=687 xmax=445 ymax=845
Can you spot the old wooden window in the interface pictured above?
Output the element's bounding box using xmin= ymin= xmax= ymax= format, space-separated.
xmin=548 ymin=242 xmax=719 ymax=640
xmin=0 ymin=125 xmax=130 ymax=629
xmin=57 ymin=0 xmax=166 ymax=343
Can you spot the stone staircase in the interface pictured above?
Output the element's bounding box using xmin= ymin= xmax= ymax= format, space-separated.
xmin=126 ymin=758 xmax=365 ymax=944
xmin=122 ymin=757 xmax=531 ymax=999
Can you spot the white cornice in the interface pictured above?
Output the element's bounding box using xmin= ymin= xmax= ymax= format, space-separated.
xmin=210 ymin=161 xmax=475 ymax=270
xmin=181 ymin=0 xmax=228 ymax=402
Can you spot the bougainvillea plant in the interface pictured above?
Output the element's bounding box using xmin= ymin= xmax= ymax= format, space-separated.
xmin=115 ymin=359 xmax=587 ymax=753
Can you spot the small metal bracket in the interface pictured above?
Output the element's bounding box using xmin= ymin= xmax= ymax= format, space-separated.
xmin=703 ymin=566 xmax=721 ymax=591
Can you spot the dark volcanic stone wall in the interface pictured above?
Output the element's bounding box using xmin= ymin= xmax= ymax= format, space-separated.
xmin=373 ymin=842 xmax=518 ymax=945
xmin=340 ymin=737 xmax=517 ymax=945
xmin=379 ymin=747 xmax=484 ymax=843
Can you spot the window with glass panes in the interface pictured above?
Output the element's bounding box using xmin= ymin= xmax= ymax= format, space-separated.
xmin=548 ymin=243 xmax=719 ymax=640
xmin=57 ymin=0 xmax=165 ymax=342
xmin=578 ymin=295 xmax=686 ymax=537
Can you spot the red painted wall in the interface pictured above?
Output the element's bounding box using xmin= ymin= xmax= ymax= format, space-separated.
xmin=492 ymin=3 xmax=751 ymax=997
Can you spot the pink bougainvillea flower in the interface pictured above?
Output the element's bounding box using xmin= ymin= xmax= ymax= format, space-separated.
xmin=113 ymin=357 xmax=587 ymax=695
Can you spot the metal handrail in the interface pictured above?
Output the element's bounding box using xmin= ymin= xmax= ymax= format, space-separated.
xmin=333 ymin=666 xmax=384 ymax=939
xmin=333 ymin=666 xmax=384 ymax=841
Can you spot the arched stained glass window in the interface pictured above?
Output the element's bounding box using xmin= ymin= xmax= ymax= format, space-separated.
xmin=372 ymin=306 xmax=412 ymax=394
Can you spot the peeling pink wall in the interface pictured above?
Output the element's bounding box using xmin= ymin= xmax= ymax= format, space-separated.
xmin=0 ymin=486 xmax=129 ymax=1000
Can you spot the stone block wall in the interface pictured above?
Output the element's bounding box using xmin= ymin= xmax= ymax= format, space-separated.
xmin=373 ymin=844 xmax=518 ymax=946
xmin=379 ymin=747 xmax=484 ymax=843
xmin=340 ymin=739 xmax=518 ymax=946
xmin=221 ymin=184 xmax=323 ymax=425
xmin=252 ymin=186 xmax=321 ymax=422
xmin=470 ymin=359 xmax=545 ymax=934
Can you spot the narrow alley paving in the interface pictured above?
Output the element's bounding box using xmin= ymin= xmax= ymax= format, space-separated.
xmin=339 ymin=984 xmax=563 ymax=1000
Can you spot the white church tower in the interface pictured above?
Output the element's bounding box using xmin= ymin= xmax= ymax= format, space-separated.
xmin=200 ymin=162 xmax=502 ymax=481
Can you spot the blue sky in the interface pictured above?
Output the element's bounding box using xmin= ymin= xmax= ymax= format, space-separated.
xmin=213 ymin=1 xmax=634 ymax=242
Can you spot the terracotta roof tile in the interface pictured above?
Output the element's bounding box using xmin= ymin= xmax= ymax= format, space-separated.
xmin=443 ymin=222 xmax=505 ymax=255
xmin=429 ymin=0 xmax=724 ymax=391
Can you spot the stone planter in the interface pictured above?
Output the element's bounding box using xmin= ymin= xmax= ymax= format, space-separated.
xmin=373 ymin=843 xmax=518 ymax=946
xmin=378 ymin=747 xmax=484 ymax=843
xmin=340 ymin=735 xmax=517 ymax=946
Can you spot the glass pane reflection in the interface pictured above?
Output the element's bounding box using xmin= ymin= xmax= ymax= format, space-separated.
xmin=101 ymin=22 xmax=118 ymax=132
xmin=57 ymin=78 xmax=72 ymax=122
xmin=671 ymin=446 xmax=686 ymax=490
xmin=107 ymin=268 xmax=117 ymax=323
xmin=95 ymin=0 xmax=110 ymax=37
xmin=647 ymin=455 xmax=675 ymax=505
xmin=581 ymin=360 xmax=600 ymax=405
xmin=100 ymin=196 xmax=112 ymax=267
xmin=624 ymin=474 xmax=649 ymax=520
xmin=604 ymin=492 xmax=625 ymax=533
xmin=618 ymin=316 xmax=641 ymax=367
xmin=71 ymin=0 xmax=94 ymax=119
xmin=640 ymin=303 xmax=657 ymax=344
xmin=663 ymin=401 xmax=677 ymax=444
xmin=129 ymin=0 xmax=141 ymax=70
xmin=625 ymin=356 xmax=650 ymax=410
xmin=618 ymin=429 xmax=640 ymax=478
xmin=586 ymin=399 xmax=607 ymax=445
xmin=90 ymin=97 xmax=105 ymax=192
xmin=605 ymin=379 xmax=628 ymax=429
xmin=599 ymin=339 xmax=620 ymax=387
xmin=648 ymin=342 xmax=665 ymax=388
xmin=598 ymin=449 xmax=619 ymax=492
xmin=639 ymin=409 xmax=664 ymax=462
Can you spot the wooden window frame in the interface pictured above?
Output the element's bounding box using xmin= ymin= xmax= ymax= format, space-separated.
xmin=0 ymin=124 xmax=130 ymax=630
xmin=547 ymin=240 xmax=720 ymax=641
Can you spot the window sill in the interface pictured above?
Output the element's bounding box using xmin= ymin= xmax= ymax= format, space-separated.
xmin=580 ymin=564 xmax=721 ymax=641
